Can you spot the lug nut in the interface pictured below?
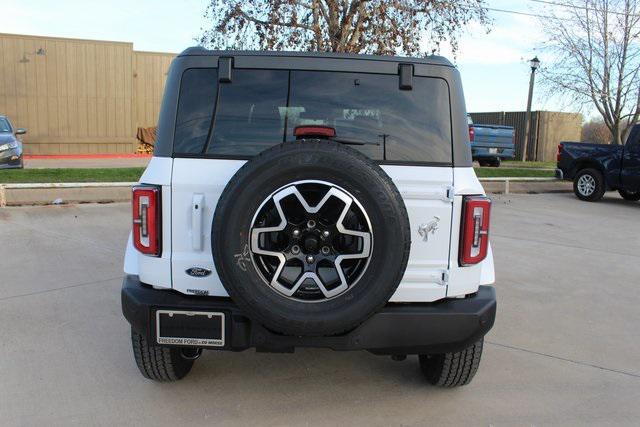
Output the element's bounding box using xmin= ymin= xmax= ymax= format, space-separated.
xmin=321 ymin=246 xmax=330 ymax=255
xmin=291 ymin=245 xmax=300 ymax=254
xmin=306 ymin=255 xmax=315 ymax=264
xmin=292 ymin=229 xmax=301 ymax=237
xmin=307 ymin=219 xmax=316 ymax=229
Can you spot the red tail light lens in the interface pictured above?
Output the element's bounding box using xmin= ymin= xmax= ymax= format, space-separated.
xmin=556 ymin=143 xmax=564 ymax=162
xmin=132 ymin=185 xmax=161 ymax=256
xmin=294 ymin=125 xmax=336 ymax=139
xmin=459 ymin=196 xmax=491 ymax=266
xmin=468 ymin=125 xmax=475 ymax=143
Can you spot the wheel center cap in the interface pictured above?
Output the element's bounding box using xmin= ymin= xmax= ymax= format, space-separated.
xmin=303 ymin=235 xmax=320 ymax=254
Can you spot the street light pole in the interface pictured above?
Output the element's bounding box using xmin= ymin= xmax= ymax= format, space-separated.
xmin=522 ymin=56 xmax=540 ymax=162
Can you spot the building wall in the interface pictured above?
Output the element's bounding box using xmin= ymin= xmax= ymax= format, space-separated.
xmin=0 ymin=33 xmax=175 ymax=155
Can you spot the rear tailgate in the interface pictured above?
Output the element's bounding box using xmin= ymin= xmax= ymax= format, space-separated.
xmin=472 ymin=124 xmax=514 ymax=149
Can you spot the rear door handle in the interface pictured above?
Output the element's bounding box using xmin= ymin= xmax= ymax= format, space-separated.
xmin=192 ymin=194 xmax=204 ymax=251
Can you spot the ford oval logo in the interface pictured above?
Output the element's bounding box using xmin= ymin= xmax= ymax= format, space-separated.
xmin=186 ymin=267 xmax=212 ymax=277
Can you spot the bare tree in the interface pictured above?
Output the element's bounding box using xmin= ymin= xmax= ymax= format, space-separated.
xmin=200 ymin=0 xmax=489 ymax=56
xmin=582 ymin=118 xmax=612 ymax=143
xmin=541 ymin=0 xmax=640 ymax=144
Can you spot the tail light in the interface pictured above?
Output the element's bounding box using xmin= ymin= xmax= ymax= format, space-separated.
xmin=459 ymin=196 xmax=491 ymax=266
xmin=556 ymin=143 xmax=564 ymax=162
xmin=132 ymin=185 xmax=161 ymax=256
xmin=294 ymin=125 xmax=336 ymax=139
xmin=512 ymin=133 xmax=516 ymax=145
xmin=468 ymin=126 xmax=475 ymax=143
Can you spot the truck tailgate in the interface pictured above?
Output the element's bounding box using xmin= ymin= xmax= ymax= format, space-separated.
xmin=473 ymin=125 xmax=514 ymax=149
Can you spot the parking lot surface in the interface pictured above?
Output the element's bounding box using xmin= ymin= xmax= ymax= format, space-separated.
xmin=1 ymin=193 xmax=639 ymax=426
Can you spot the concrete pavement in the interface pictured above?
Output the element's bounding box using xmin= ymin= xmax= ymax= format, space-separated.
xmin=1 ymin=193 xmax=639 ymax=425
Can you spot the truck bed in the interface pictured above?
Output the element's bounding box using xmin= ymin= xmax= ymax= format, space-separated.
xmin=471 ymin=124 xmax=515 ymax=160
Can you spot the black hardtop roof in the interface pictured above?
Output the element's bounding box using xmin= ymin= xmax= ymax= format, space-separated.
xmin=179 ymin=46 xmax=454 ymax=68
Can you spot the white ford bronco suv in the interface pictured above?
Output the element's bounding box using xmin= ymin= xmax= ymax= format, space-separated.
xmin=121 ymin=48 xmax=496 ymax=387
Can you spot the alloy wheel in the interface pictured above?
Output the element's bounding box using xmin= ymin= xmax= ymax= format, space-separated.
xmin=577 ymin=174 xmax=596 ymax=196
xmin=249 ymin=180 xmax=373 ymax=302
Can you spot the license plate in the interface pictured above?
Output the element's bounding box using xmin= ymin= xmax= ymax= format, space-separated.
xmin=488 ymin=148 xmax=498 ymax=154
xmin=156 ymin=310 xmax=225 ymax=347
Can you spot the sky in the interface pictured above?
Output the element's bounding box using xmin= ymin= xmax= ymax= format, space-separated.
xmin=1 ymin=0 xmax=576 ymax=115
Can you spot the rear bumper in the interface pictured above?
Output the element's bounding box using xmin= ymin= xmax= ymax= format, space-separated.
xmin=555 ymin=168 xmax=564 ymax=180
xmin=121 ymin=275 xmax=497 ymax=355
xmin=0 ymin=148 xmax=22 ymax=168
xmin=472 ymin=146 xmax=515 ymax=159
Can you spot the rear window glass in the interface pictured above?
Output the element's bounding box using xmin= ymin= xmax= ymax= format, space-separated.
xmin=174 ymin=68 xmax=218 ymax=154
xmin=173 ymin=68 xmax=452 ymax=164
xmin=287 ymin=71 xmax=451 ymax=163
xmin=206 ymin=69 xmax=288 ymax=156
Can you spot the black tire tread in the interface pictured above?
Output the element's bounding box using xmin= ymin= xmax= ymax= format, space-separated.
xmin=419 ymin=339 xmax=484 ymax=387
xmin=131 ymin=328 xmax=194 ymax=381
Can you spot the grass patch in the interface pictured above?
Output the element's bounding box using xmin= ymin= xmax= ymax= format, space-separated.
xmin=501 ymin=160 xmax=556 ymax=169
xmin=474 ymin=167 xmax=555 ymax=178
xmin=0 ymin=168 xmax=145 ymax=183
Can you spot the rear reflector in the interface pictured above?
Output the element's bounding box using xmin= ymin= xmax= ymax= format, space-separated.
xmin=132 ymin=185 xmax=161 ymax=256
xmin=468 ymin=125 xmax=475 ymax=143
xmin=459 ymin=196 xmax=491 ymax=266
xmin=294 ymin=125 xmax=336 ymax=139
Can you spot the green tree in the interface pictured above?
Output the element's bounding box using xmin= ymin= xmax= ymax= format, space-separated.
xmin=200 ymin=0 xmax=489 ymax=56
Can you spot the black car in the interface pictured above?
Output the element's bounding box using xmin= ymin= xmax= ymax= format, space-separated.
xmin=556 ymin=124 xmax=640 ymax=202
xmin=0 ymin=116 xmax=26 ymax=169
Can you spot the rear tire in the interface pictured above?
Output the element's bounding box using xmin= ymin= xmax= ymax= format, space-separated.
xmin=419 ymin=339 xmax=484 ymax=387
xmin=131 ymin=328 xmax=195 ymax=381
xmin=618 ymin=189 xmax=640 ymax=201
xmin=212 ymin=140 xmax=411 ymax=337
xmin=573 ymin=168 xmax=605 ymax=202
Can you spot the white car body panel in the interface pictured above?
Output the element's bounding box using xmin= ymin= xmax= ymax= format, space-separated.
xmin=125 ymin=157 xmax=495 ymax=302
xmin=123 ymin=157 xmax=173 ymax=289
xmin=170 ymin=158 xmax=245 ymax=295
xmin=382 ymin=165 xmax=453 ymax=302
xmin=446 ymin=167 xmax=495 ymax=297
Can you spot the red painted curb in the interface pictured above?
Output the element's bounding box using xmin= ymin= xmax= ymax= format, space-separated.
xmin=25 ymin=154 xmax=152 ymax=159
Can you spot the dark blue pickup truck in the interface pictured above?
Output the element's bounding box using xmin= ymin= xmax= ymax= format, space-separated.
xmin=467 ymin=115 xmax=515 ymax=167
xmin=556 ymin=124 xmax=640 ymax=201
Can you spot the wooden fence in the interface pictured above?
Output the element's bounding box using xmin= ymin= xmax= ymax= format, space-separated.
xmin=469 ymin=111 xmax=583 ymax=162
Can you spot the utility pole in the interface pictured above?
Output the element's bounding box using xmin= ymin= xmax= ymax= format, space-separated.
xmin=522 ymin=56 xmax=540 ymax=162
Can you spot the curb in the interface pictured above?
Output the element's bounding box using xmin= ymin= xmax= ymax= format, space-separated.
xmin=0 ymin=182 xmax=135 ymax=207
xmin=478 ymin=177 xmax=571 ymax=195
xmin=0 ymin=178 xmax=570 ymax=207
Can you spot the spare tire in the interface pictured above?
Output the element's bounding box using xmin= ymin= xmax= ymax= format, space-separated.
xmin=212 ymin=140 xmax=410 ymax=336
